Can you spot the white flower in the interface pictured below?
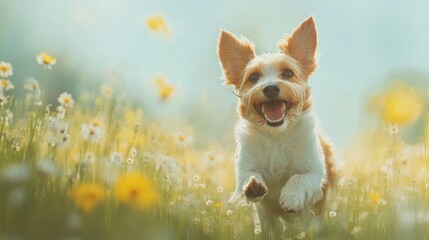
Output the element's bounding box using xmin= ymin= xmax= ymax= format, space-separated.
xmin=126 ymin=157 xmax=134 ymax=165
xmin=192 ymin=175 xmax=200 ymax=182
xmin=0 ymin=61 xmax=13 ymax=78
xmin=216 ymin=186 xmax=224 ymax=193
xmin=35 ymin=159 xmax=58 ymax=176
xmin=36 ymin=52 xmax=57 ymax=69
xmin=0 ymin=93 xmax=8 ymax=106
xmin=1 ymin=109 xmax=13 ymax=127
xmin=81 ymin=123 xmax=103 ymax=142
xmin=0 ymin=79 xmax=14 ymax=91
xmin=130 ymin=147 xmax=137 ymax=157
xmin=109 ymin=152 xmax=124 ymax=165
xmin=206 ymin=200 xmax=213 ymax=206
xmin=329 ymin=210 xmax=337 ymax=217
xmin=174 ymin=131 xmax=193 ymax=148
xmin=2 ymin=163 xmax=30 ymax=182
xmin=204 ymin=151 xmax=223 ymax=166
xmin=351 ymin=226 xmax=362 ymax=238
xmin=380 ymin=165 xmax=393 ymax=177
xmin=56 ymin=105 xmax=66 ymax=119
xmin=226 ymin=210 xmax=233 ymax=216
xmin=57 ymin=92 xmax=74 ymax=109
xmin=24 ymin=78 xmax=40 ymax=91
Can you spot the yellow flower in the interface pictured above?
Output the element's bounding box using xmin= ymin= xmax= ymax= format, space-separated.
xmin=381 ymin=83 xmax=422 ymax=125
xmin=0 ymin=79 xmax=14 ymax=91
xmin=147 ymin=14 xmax=169 ymax=33
xmin=36 ymin=52 xmax=57 ymax=69
xmin=369 ymin=192 xmax=381 ymax=204
xmin=90 ymin=118 xmax=103 ymax=128
xmin=115 ymin=172 xmax=158 ymax=210
xmin=0 ymin=61 xmax=13 ymax=78
xmin=154 ymin=75 xmax=174 ymax=100
xmin=71 ymin=183 xmax=105 ymax=213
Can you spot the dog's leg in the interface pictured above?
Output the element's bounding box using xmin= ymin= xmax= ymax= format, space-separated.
xmin=231 ymin=171 xmax=268 ymax=202
xmin=279 ymin=173 xmax=323 ymax=212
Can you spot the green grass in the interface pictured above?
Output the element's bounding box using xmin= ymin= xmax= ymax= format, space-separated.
xmin=1 ymin=67 xmax=429 ymax=240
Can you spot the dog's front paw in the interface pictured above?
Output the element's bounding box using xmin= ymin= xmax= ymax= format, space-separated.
xmin=279 ymin=188 xmax=305 ymax=213
xmin=243 ymin=176 xmax=267 ymax=202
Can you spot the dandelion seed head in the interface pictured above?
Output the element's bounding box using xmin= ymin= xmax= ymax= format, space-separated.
xmin=192 ymin=175 xmax=200 ymax=182
xmin=109 ymin=152 xmax=124 ymax=165
xmin=226 ymin=210 xmax=233 ymax=216
xmin=24 ymin=78 xmax=40 ymax=92
xmin=329 ymin=210 xmax=337 ymax=217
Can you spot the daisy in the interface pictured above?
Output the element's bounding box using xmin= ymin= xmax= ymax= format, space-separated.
xmin=0 ymin=79 xmax=14 ymax=91
xmin=0 ymin=61 xmax=13 ymax=78
xmin=174 ymin=131 xmax=192 ymax=148
xmin=24 ymin=78 xmax=40 ymax=92
xmin=36 ymin=52 xmax=57 ymax=69
xmin=204 ymin=151 xmax=223 ymax=166
xmin=81 ymin=123 xmax=103 ymax=142
xmin=57 ymin=92 xmax=74 ymax=109
xmin=126 ymin=158 xmax=134 ymax=165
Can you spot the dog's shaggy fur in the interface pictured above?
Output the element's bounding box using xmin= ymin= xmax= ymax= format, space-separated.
xmin=217 ymin=16 xmax=337 ymax=231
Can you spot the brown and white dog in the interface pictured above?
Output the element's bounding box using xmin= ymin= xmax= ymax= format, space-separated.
xmin=217 ymin=16 xmax=336 ymax=231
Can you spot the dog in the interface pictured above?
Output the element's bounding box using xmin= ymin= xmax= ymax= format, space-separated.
xmin=217 ymin=16 xmax=337 ymax=232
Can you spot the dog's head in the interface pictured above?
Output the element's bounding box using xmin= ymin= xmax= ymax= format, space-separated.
xmin=217 ymin=16 xmax=317 ymax=129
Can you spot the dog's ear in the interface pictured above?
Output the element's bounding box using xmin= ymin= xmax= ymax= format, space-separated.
xmin=278 ymin=16 xmax=318 ymax=74
xmin=218 ymin=30 xmax=255 ymax=86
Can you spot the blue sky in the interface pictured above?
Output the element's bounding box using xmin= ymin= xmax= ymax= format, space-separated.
xmin=1 ymin=0 xmax=429 ymax=148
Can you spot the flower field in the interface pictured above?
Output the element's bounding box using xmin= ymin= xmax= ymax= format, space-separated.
xmin=1 ymin=45 xmax=429 ymax=240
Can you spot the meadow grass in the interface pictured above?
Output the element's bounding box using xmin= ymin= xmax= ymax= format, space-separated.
xmin=1 ymin=57 xmax=429 ymax=240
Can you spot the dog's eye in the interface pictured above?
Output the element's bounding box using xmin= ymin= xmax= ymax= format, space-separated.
xmin=281 ymin=69 xmax=294 ymax=79
xmin=249 ymin=73 xmax=260 ymax=82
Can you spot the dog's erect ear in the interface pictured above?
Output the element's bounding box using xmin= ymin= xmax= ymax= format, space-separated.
xmin=278 ymin=16 xmax=318 ymax=74
xmin=218 ymin=30 xmax=255 ymax=86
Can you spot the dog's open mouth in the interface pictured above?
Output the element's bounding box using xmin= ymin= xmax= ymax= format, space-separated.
xmin=255 ymin=100 xmax=292 ymax=127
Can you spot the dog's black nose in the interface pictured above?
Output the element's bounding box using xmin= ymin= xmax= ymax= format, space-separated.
xmin=263 ymin=84 xmax=280 ymax=98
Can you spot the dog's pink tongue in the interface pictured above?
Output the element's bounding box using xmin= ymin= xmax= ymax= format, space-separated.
xmin=262 ymin=101 xmax=286 ymax=122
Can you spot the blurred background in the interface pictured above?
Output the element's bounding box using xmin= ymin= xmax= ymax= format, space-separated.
xmin=1 ymin=0 xmax=429 ymax=150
